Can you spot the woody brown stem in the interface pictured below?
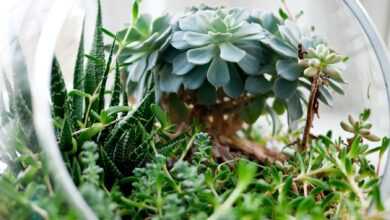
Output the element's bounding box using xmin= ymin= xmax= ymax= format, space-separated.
xmin=301 ymin=76 xmax=321 ymax=151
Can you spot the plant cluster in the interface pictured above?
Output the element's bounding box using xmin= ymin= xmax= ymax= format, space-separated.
xmin=0 ymin=1 xmax=388 ymax=220
xmin=118 ymin=4 xmax=346 ymax=127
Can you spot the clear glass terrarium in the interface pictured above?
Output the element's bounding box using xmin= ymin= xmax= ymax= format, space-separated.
xmin=1 ymin=0 xmax=390 ymax=219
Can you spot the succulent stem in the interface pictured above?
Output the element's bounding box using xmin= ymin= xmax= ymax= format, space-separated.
xmin=301 ymin=75 xmax=321 ymax=151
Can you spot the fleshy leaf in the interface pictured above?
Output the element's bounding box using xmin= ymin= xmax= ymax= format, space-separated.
xmin=183 ymin=32 xmax=212 ymax=47
xmin=172 ymin=53 xmax=195 ymax=76
xmin=183 ymin=65 xmax=208 ymax=90
xmin=245 ymin=76 xmax=272 ymax=94
xmin=238 ymin=53 xmax=261 ymax=75
xmin=276 ymin=59 xmax=303 ymax=81
xmin=223 ymin=64 xmax=244 ymax=98
xmin=187 ymin=44 xmax=216 ymax=65
xmin=159 ymin=66 xmax=183 ymax=93
xmin=207 ymin=58 xmax=230 ymax=87
xmin=274 ymin=78 xmax=298 ymax=100
xmin=220 ymin=42 xmax=246 ymax=63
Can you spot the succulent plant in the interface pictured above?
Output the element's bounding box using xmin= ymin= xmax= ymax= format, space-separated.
xmin=340 ymin=109 xmax=381 ymax=142
xmin=117 ymin=13 xmax=172 ymax=99
xmin=159 ymin=8 xmax=265 ymax=97
xmin=300 ymin=44 xmax=347 ymax=80
xmin=117 ymin=6 xmax=347 ymax=126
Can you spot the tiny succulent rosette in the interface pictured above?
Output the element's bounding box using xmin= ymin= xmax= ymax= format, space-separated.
xmin=300 ymin=44 xmax=348 ymax=81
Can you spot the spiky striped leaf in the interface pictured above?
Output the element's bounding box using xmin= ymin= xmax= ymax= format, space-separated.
xmin=98 ymin=37 xmax=116 ymax=112
xmin=110 ymin=62 xmax=122 ymax=107
xmin=72 ymin=24 xmax=85 ymax=124
xmin=59 ymin=117 xmax=73 ymax=151
xmin=85 ymin=0 xmax=105 ymax=96
xmin=50 ymin=58 xmax=67 ymax=118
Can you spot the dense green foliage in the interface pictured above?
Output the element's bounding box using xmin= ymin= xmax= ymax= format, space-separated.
xmin=0 ymin=1 xmax=388 ymax=220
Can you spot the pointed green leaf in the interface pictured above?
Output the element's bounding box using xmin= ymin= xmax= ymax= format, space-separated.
xmin=110 ymin=62 xmax=122 ymax=107
xmin=60 ymin=117 xmax=74 ymax=152
xmin=72 ymin=24 xmax=85 ymax=124
xmin=85 ymin=0 xmax=105 ymax=94
xmin=50 ymin=58 xmax=67 ymax=118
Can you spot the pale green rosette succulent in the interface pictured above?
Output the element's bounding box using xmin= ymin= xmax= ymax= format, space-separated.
xmin=117 ymin=14 xmax=172 ymax=99
xmin=160 ymin=8 xmax=266 ymax=100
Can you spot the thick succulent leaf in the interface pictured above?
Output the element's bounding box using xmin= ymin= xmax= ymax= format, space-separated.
xmin=183 ymin=32 xmax=212 ymax=47
xmin=196 ymin=82 xmax=217 ymax=105
xmin=276 ymin=59 xmax=304 ymax=81
xmin=207 ymin=58 xmax=230 ymax=87
xmin=240 ymin=97 xmax=265 ymax=124
xmin=172 ymin=53 xmax=195 ymax=75
xmin=279 ymin=20 xmax=302 ymax=48
xmin=286 ymin=92 xmax=303 ymax=122
xmin=135 ymin=14 xmax=153 ymax=35
xmin=123 ymin=51 xmax=147 ymax=64
xmin=245 ymin=76 xmax=272 ymax=94
xmin=261 ymin=32 xmax=297 ymax=58
xmin=235 ymin=41 xmax=264 ymax=58
xmin=183 ymin=65 xmax=208 ymax=90
xmin=223 ymin=64 xmax=244 ymax=98
xmin=220 ymin=42 xmax=247 ymax=63
xmin=274 ymin=78 xmax=298 ymax=100
xmin=128 ymin=56 xmax=147 ymax=82
xmin=238 ymin=53 xmax=261 ymax=75
xmin=171 ymin=31 xmax=191 ymax=50
xmin=50 ymin=58 xmax=67 ymax=118
xmin=72 ymin=24 xmax=85 ymax=123
xmin=146 ymin=51 xmax=159 ymax=71
xmin=260 ymin=12 xmax=280 ymax=33
xmin=179 ymin=14 xmax=208 ymax=33
xmin=210 ymin=17 xmax=228 ymax=32
xmin=187 ymin=44 xmax=216 ymax=65
xmin=159 ymin=66 xmax=183 ymax=93
xmin=152 ymin=14 xmax=171 ymax=33
xmin=234 ymin=23 xmax=263 ymax=38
